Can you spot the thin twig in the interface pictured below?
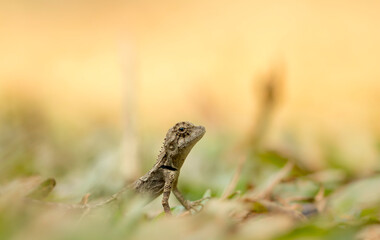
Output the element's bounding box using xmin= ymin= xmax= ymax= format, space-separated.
xmin=77 ymin=193 xmax=91 ymax=223
xmin=315 ymin=186 xmax=326 ymax=213
xmin=26 ymin=186 xmax=129 ymax=210
xmin=242 ymin=198 xmax=306 ymax=221
xmin=283 ymin=196 xmax=314 ymax=203
xmin=221 ymin=155 xmax=247 ymax=200
xmin=252 ymin=162 xmax=294 ymax=200
xmin=79 ymin=193 xmax=91 ymax=205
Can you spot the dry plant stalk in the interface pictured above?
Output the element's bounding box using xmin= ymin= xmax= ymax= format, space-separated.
xmin=250 ymin=161 xmax=294 ymax=200
xmin=247 ymin=65 xmax=285 ymax=148
xmin=314 ymin=186 xmax=326 ymax=213
xmin=79 ymin=193 xmax=91 ymax=205
xmin=27 ymin=186 xmax=129 ymax=210
xmin=238 ymin=162 xmax=308 ymax=221
xmin=248 ymin=199 xmax=307 ymax=221
xmin=221 ymin=66 xmax=286 ymax=201
xmin=221 ymin=154 xmax=247 ymax=200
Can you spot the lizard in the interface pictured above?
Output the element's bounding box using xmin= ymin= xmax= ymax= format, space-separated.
xmin=131 ymin=121 xmax=206 ymax=214
xmin=26 ymin=121 xmax=206 ymax=215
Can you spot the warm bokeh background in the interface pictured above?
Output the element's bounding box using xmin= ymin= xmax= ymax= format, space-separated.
xmin=1 ymin=0 xmax=380 ymax=178
xmin=2 ymin=2 xmax=380 ymax=240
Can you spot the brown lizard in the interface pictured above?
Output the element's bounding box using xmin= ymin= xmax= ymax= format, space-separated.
xmin=131 ymin=121 xmax=206 ymax=214
xmin=27 ymin=122 xmax=206 ymax=215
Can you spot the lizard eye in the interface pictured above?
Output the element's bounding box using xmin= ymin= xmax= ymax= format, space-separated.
xmin=178 ymin=127 xmax=185 ymax=132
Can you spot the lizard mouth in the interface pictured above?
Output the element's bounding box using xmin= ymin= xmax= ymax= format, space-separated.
xmin=193 ymin=125 xmax=206 ymax=141
xmin=187 ymin=125 xmax=205 ymax=147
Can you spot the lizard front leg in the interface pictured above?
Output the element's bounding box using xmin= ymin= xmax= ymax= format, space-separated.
xmin=162 ymin=170 xmax=176 ymax=214
xmin=173 ymin=184 xmax=209 ymax=212
xmin=173 ymin=186 xmax=191 ymax=210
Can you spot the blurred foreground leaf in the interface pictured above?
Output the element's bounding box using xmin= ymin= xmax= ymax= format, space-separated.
xmin=27 ymin=178 xmax=56 ymax=199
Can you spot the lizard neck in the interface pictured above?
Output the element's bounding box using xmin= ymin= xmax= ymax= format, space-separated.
xmin=152 ymin=148 xmax=189 ymax=171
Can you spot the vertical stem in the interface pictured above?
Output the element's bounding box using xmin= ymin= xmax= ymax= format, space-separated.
xmin=120 ymin=40 xmax=140 ymax=179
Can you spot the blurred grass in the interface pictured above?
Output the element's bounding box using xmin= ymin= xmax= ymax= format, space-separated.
xmin=1 ymin=109 xmax=380 ymax=240
xmin=1 ymin=73 xmax=380 ymax=240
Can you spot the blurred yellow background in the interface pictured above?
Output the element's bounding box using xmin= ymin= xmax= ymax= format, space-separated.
xmin=1 ymin=0 xmax=379 ymax=172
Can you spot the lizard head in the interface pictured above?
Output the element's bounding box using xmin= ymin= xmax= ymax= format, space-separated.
xmin=163 ymin=121 xmax=205 ymax=169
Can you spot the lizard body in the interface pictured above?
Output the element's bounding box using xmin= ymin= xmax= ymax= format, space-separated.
xmin=131 ymin=121 xmax=205 ymax=214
